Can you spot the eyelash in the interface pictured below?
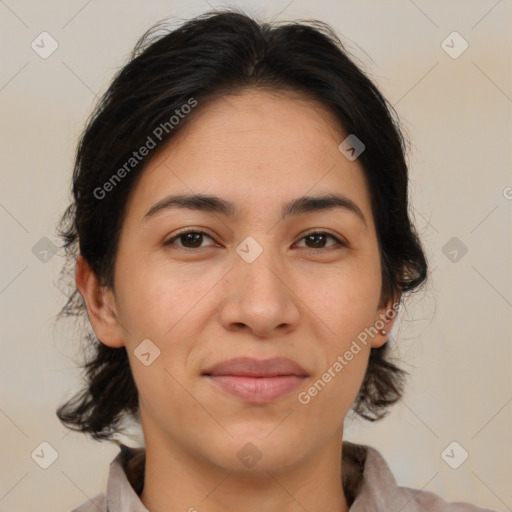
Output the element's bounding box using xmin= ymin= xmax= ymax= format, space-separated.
xmin=163 ymin=229 xmax=347 ymax=254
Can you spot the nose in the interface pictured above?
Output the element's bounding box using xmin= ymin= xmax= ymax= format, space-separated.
xmin=219 ymin=246 xmax=301 ymax=338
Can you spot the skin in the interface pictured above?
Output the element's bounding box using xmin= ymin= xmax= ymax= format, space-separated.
xmin=76 ymin=88 xmax=399 ymax=512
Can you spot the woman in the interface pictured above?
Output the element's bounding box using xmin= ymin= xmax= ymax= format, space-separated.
xmin=57 ymin=9 xmax=493 ymax=512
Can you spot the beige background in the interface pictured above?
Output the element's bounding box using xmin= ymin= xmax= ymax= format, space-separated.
xmin=1 ymin=0 xmax=511 ymax=511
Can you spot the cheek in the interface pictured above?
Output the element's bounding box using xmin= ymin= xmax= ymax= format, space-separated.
xmin=128 ymin=355 xmax=210 ymax=444
xmin=298 ymin=255 xmax=382 ymax=342
xmin=114 ymin=255 xmax=211 ymax=341
xmin=295 ymin=341 xmax=371 ymax=442
xmin=297 ymin=254 xmax=380 ymax=408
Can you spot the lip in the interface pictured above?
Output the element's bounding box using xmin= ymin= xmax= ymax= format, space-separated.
xmin=202 ymin=357 xmax=308 ymax=404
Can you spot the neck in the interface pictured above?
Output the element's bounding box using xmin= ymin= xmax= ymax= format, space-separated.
xmin=139 ymin=430 xmax=349 ymax=512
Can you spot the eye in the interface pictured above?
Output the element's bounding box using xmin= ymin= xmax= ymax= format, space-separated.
xmin=294 ymin=230 xmax=346 ymax=253
xmin=163 ymin=229 xmax=347 ymax=253
xmin=164 ymin=230 xmax=216 ymax=250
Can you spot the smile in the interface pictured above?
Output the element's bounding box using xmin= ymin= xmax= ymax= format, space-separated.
xmin=205 ymin=374 xmax=307 ymax=403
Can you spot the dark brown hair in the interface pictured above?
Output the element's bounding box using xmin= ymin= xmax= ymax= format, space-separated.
xmin=56 ymin=9 xmax=428 ymax=441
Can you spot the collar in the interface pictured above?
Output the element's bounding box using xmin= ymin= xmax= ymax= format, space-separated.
xmin=102 ymin=441 xmax=428 ymax=511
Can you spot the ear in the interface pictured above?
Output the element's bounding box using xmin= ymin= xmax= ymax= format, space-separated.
xmin=371 ymin=293 xmax=402 ymax=349
xmin=75 ymin=255 xmax=125 ymax=348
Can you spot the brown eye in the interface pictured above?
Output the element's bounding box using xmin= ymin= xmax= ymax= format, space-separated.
xmin=164 ymin=230 xmax=215 ymax=249
xmin=163 ymin=229 xmax=346 ymax=253
xmin=295 ymin=231 xmax=346 ymax=253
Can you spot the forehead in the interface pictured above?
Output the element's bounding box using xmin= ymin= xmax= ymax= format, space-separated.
xmin=169 ymin=88 xmax=346 ymax=162
xmin=124 ymin=89 xmax=373 ymax=227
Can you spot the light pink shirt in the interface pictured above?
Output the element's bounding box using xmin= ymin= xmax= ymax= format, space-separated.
xmin=69 ymin=442 xmax=496 ymax=511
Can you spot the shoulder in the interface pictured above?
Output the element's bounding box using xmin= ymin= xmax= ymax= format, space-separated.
xmin=397 ymin=486 xmax=496 ymax=512
xmin=67 ymin=492 xmax=106 ymax=512
xmin=346 ymin=442 xmax=497 ymax=512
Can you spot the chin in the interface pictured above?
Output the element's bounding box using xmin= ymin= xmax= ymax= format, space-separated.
xmin=203 ymin=428 xmax=310 ymax=475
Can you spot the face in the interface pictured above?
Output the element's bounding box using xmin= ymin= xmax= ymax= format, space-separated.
xmin=79 ymin=89 xmax=398 ymax=473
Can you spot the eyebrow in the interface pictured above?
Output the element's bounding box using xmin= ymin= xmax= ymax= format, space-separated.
xmin=143 ymin=192 xmax=367 ymax=227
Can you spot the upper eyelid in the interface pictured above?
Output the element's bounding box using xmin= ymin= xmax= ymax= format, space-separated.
xmin=165 ymin=229 xmax=215 ymax=244
xmin=165 ymin=228 xmax=345 ymax=247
